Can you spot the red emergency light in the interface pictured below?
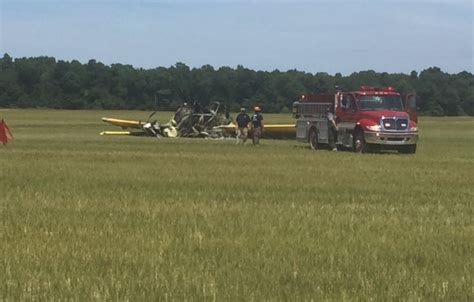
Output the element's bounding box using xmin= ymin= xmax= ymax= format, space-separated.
xmin=359 ymin=86 xmax=394 ymax=92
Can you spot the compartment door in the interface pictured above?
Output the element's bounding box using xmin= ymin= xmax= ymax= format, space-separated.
xmin=296 ymin=120 xmax=309 ymax=139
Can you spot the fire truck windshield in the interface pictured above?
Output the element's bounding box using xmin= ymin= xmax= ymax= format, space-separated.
xmin=359 ymin=95 xmax=404 ymax=111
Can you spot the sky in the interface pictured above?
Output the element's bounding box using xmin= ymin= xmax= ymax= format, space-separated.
xmin=0 ymin=0 xmax=472 ymax=75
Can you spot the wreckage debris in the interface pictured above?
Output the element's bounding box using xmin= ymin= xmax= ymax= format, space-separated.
xmin=101 ymin=101 xmax=233 ymax=138
xmin=172 ymin=102 xmax=232 ymax=138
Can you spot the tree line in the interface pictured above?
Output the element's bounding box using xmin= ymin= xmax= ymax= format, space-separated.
xmin=0 ymin=53 xmax=473 ymax=115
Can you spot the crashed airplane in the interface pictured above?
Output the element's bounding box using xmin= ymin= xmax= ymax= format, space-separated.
xmin=100 ymin=101 xmax=295 ymax=139
xmin=101 ymin=102 xmax=231 ymax=138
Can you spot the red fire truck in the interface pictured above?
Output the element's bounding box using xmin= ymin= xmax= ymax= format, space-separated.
xmin=293 ymin=86 xmax=418 ymax=153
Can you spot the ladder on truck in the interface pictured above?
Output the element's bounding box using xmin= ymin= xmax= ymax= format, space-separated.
xmin=292 ymin=94 xmax=335 ymax=118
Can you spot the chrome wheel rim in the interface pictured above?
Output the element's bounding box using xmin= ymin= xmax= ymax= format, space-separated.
xmin=355 ymin=138 xmax=362 ymax=151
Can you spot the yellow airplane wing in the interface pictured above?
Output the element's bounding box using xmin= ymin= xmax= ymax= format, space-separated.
xmin=216 ymin=123 xmax=295 ymax=138
xmin=102 ymin=117 xmax=144 ymax=129
xmin=264 ymin=124 xmax=295 ymax=135
xmin=100 ymin=131 xmax=143 ymax=136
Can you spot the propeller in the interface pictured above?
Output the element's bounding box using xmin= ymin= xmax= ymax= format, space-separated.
xmin=147 ymin=111 xmax=157 ymax=123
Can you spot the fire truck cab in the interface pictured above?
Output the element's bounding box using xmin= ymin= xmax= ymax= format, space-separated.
xmin=293 ymin=86 xmax=418 ymax=153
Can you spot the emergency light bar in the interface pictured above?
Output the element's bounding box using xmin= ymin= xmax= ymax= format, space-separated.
xmin=359 ymin=86 xmax=394 ymax=92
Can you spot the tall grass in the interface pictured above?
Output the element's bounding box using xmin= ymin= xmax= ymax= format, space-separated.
xmin=1 ymin=109 xmax=473 ymax=300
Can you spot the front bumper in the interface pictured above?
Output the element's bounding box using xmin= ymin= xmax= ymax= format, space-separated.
xmin=364 ymin=131 xmax=418 ymax=145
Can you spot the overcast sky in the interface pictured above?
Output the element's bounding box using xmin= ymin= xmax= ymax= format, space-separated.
xmin=1 ymin=0 xmax=472 ymax=74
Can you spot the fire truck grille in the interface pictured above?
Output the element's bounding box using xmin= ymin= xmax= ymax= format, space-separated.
xmin=382 ymin=118 xmax=408 ymax=131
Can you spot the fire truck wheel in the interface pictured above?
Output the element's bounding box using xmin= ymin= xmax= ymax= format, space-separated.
xmin=354 ymin=131 xmax=368 ymax=153
xmin=309 ymin=128 xmax=319 ymax=150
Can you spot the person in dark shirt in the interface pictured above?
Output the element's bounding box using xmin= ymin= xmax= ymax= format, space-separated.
xmin=251 ymin=106 xmax=264 ymax=145
xmin=235 ymin=107 xmax=250 ymax=144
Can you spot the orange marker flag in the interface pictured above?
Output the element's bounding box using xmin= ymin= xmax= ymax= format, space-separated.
xmin=0 ymin=119 xmax=14 ymax=145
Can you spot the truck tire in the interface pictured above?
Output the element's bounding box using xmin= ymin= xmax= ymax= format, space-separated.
xmin=309 ymin=128 xmax=319 ymax=150
xmin=398 ymin=144 xmax=417 ymax=154
xmin=354 ymin=131 xmax=369 ymax=153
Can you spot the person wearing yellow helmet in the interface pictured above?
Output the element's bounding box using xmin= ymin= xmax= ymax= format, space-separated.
xmin=250 ymin=106 xmax=264 ymax=144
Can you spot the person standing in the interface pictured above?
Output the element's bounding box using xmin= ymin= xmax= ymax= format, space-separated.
xmin=326 ymin=109 xmax=338 ymax=151
xmin=235 ymin=107 xmax=250 ymax=144
xmin=251 ymin=106 xmax=264 ymax=145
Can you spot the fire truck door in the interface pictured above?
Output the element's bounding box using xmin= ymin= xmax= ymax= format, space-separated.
xmin=404 ymin=94 xmax=418 ymax=123
xmin=336 ymin=94 xmax=357 ymax=145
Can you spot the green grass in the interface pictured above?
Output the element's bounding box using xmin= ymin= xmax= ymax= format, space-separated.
xmin=1 ymin=109 xmax=473 ymax=301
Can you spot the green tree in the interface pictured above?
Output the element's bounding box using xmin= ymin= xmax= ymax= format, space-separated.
xmin=0 ymin=53 xmax=472 ymax=115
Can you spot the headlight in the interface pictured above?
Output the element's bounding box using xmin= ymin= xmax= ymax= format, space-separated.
xmin=410 ymin=126 xmax=418 ymax=132
xmin=365 ymin=125 xmax=381 ymax=131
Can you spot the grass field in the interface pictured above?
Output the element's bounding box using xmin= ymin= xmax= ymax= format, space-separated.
xmin=1 ymin=109 xmax=473 ymax=301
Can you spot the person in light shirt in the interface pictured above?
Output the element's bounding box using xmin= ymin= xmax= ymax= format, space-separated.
xmin=326 ymin=109 xmax=338 ymax=151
